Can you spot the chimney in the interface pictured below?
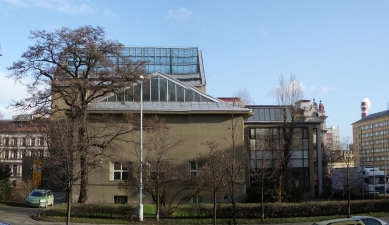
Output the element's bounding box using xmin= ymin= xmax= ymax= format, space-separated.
xmin=361 ymin=101 xmax=368 ymax=117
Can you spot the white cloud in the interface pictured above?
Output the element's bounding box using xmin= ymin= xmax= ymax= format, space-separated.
xmin=1 ymin=0 xmax=27 ymax=7
xmin=2 ymin=0 xmax=94 ymax=14
xmin=103 ymin=9 xmax=119 ymax=18
xmin=300 ymin=82 xmax=315 ymax=92
xmin=321 ymin=86 xmax=335 ymax=94
xmin=31 ymin=0 xmax=93 ymax=14
xmin=0 ymin=71 xmax=29 ymax=119
xmin=167 ymin=7 xmax=192 ymax=23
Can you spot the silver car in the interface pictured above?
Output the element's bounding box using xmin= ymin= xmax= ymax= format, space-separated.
xmin=351 ymin=216 xmax=388 ymax=225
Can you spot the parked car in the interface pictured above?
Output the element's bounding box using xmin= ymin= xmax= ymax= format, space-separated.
xmin=312 ymin=218 xmax=365 ymax=225
xmin=351 ymin=216 xmax=389 ymax=225
xmin=25 ymin=189 xmax=54 ymax=208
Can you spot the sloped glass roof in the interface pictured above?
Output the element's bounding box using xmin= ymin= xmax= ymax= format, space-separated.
xmin=101 ymin=73 xmax=217 ymax=103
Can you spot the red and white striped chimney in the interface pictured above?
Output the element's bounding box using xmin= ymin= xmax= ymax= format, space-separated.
xmin=361 ymin=101 xmax=367 ymax=117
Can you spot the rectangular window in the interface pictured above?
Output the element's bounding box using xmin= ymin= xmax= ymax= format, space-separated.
xmin=12 ymin=165 xmax=17 ymax=177
xmin=13 ymin=151 xmax=17 ymax=159
xmin=5 ymin=151 xmax=9 ymax=159
xmin=113 ymin=162 xmax=129 ymax=180
xmin=38 ymin=138 xmax=44 ymax=146
xmin=30 ymin=138 xmax=35 ymax=147
xmin=21 ymin=138 xmax=26 ymax=147
xmin=188 ymin=161 xmax=203 ymax=179
xmin=4 ymin=138 xmax=9 ymax=146
xmin=11 ymin=138 xmax=17 ymax=146
xmin=114 ymin=196 xmax=128 ymax=204
xmin=191 ymin=196 xmax=203 ymax=204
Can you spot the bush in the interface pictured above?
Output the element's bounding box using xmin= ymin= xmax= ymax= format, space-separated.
xmin=0 ymin=180 xmax=11 ymax=201
xmin=71 ymin=204 xmax=136 ymax=219
xmin=246 ymin=185 xmax=304 ymax=203
xmin=174 ymin=199 xmax=389 ymax=219
xmin=10 ymin=179 xmax=37 ymax=203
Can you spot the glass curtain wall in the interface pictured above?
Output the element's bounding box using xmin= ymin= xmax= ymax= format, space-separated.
xmin=249 ymin=127 xmax=310 ymax=191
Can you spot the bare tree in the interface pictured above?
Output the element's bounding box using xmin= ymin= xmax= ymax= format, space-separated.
xmin=220 ymin=111 xmax=246 ymax=225
xmin=249 ymin=131 xmax=278 ymax=222
xmin=197 ymin=141 xmax=228 ymax=225
xmin=120 ymin=116 xmax=199 ymax=221
xmin=273 ymin=74 xmax=304 ymax=202
xmin=7 ymin=25 xmax=145 ymax=203
xmin=233 ymin=89 xmax=253 ymax=107
xmin=43 ymin=114 xmax=136 ymax=224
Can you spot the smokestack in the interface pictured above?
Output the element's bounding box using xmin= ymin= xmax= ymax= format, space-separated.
xmin=361 ymin=98 xmax=371 ymax=118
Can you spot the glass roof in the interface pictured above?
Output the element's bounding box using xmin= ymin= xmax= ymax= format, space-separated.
xmin=101 ymin=73 xmax=216 ymax=103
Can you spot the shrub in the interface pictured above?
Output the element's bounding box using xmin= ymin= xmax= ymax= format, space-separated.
xmin=71 ymin=204 xmax=136 ymax=219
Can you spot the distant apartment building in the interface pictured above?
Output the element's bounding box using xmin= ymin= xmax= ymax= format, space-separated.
xmin=0 ymin=115 xmax=47 ymax=185
xmin=352 ymin=100 xmax=389 ymax=173
xmin=326 ymin=126 xmax=341 ymax=151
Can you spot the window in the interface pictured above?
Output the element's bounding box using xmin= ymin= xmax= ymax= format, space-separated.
xmin=4 ymin=151 xmax=9 ymax=159
xmin=11 ymin=138 xmax=17 ymax=146
xmin=188 ymin=161 xmax=203 ymax=179
xmin=30 ymin=138 xmax=35 ymax=147
xmin=4 ymin=138 xmax=9 ymax=146
xmin=114 ymin=196 xmax=128 ymax=204
xmin=38 ymin=138 xmax=44 ymax=146
xmin=113 ymin=162 xmax=129 ymax=180
xmin=13 ymin=151 xmax=17 ymax=159
xmin=12 ymin=165 xmax=17 ymax=177
xmin=21 ymin=138 xmax=26 ymax=146
xmin=190 ymin=196 xmax=203 ymax=204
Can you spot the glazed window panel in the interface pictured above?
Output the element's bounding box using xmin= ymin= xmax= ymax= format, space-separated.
xmin=150 ymin=78 xmax=159 ymax=101
xmin=185 ymin=89 xmax=194 ymax=102
xmin=168 ymin=81 xmax=176 ymax=102
xmin=177 ymin=85 xmax=185 ymax=102
xmin=159 ymin=78 xmax=167 ymax=101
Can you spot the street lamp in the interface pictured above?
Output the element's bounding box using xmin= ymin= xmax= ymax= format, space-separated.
xmin=137 ymin=75 xmax=144 ymax=221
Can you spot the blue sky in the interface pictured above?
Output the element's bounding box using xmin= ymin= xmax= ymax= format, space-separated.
xmin=1 ymin=0 xmax=389 ymax=140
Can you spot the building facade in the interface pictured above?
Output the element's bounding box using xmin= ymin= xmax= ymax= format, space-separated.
xmin=0 ymin=115 xmax=47 ymax=186
xmin=66 ymin=72 xmax=252 ymax=204
xmin=245 ymin=99 xmax=327 ymax=197
xmin=326 ymin=126 xmax=341 ymax=151
xmin=352 ymin=109 xmax=389 ymax=173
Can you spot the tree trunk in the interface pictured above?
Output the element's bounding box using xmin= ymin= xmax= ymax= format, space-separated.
xmin=213 ymin=190 xmax=217 ymax=225
xmin=77 ymin=157 xmax=88 ymax=203
xmin=156 ymin=187 xmax=160 ymax=221
xmin=66 ymin=189 xmax=71 ymax=225
xmin=261 ymin=184 xmax=264 ymax=222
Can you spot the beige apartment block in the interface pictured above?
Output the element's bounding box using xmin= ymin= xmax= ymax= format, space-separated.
xmin=352 ymin=110 xmax=389 ymax=174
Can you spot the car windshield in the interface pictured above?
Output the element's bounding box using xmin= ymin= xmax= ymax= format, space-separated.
xmin=31 ymin=191 xmax=45 ymax=197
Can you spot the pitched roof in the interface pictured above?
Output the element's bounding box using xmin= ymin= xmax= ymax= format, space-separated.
xmin=352 ymin=109 xmax=389 ymax=124
xmin=88 ymin=72 xmax=252 ymax=116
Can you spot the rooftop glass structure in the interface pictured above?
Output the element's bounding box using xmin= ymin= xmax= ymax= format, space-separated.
xmin=246 ymin=105 xmax=292 ymax=122
xmin=121 ymin=47 xmax=206 ymax=87
xmin=103 ymin=73 xmax=213 ymax=103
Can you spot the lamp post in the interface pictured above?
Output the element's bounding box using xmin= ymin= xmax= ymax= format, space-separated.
xmin=137 ymin=75 xmax=144 ymax=221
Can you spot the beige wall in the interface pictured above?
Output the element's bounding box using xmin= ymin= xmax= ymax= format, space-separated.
xmin=353 ymin=117 xmax=389 ymax=173
xmin=72 ymin=113 xmax=248 ymax=204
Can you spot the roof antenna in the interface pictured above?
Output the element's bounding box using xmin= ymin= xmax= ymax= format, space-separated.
xmin=0 ymin=43 xmax=2 ymax=56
